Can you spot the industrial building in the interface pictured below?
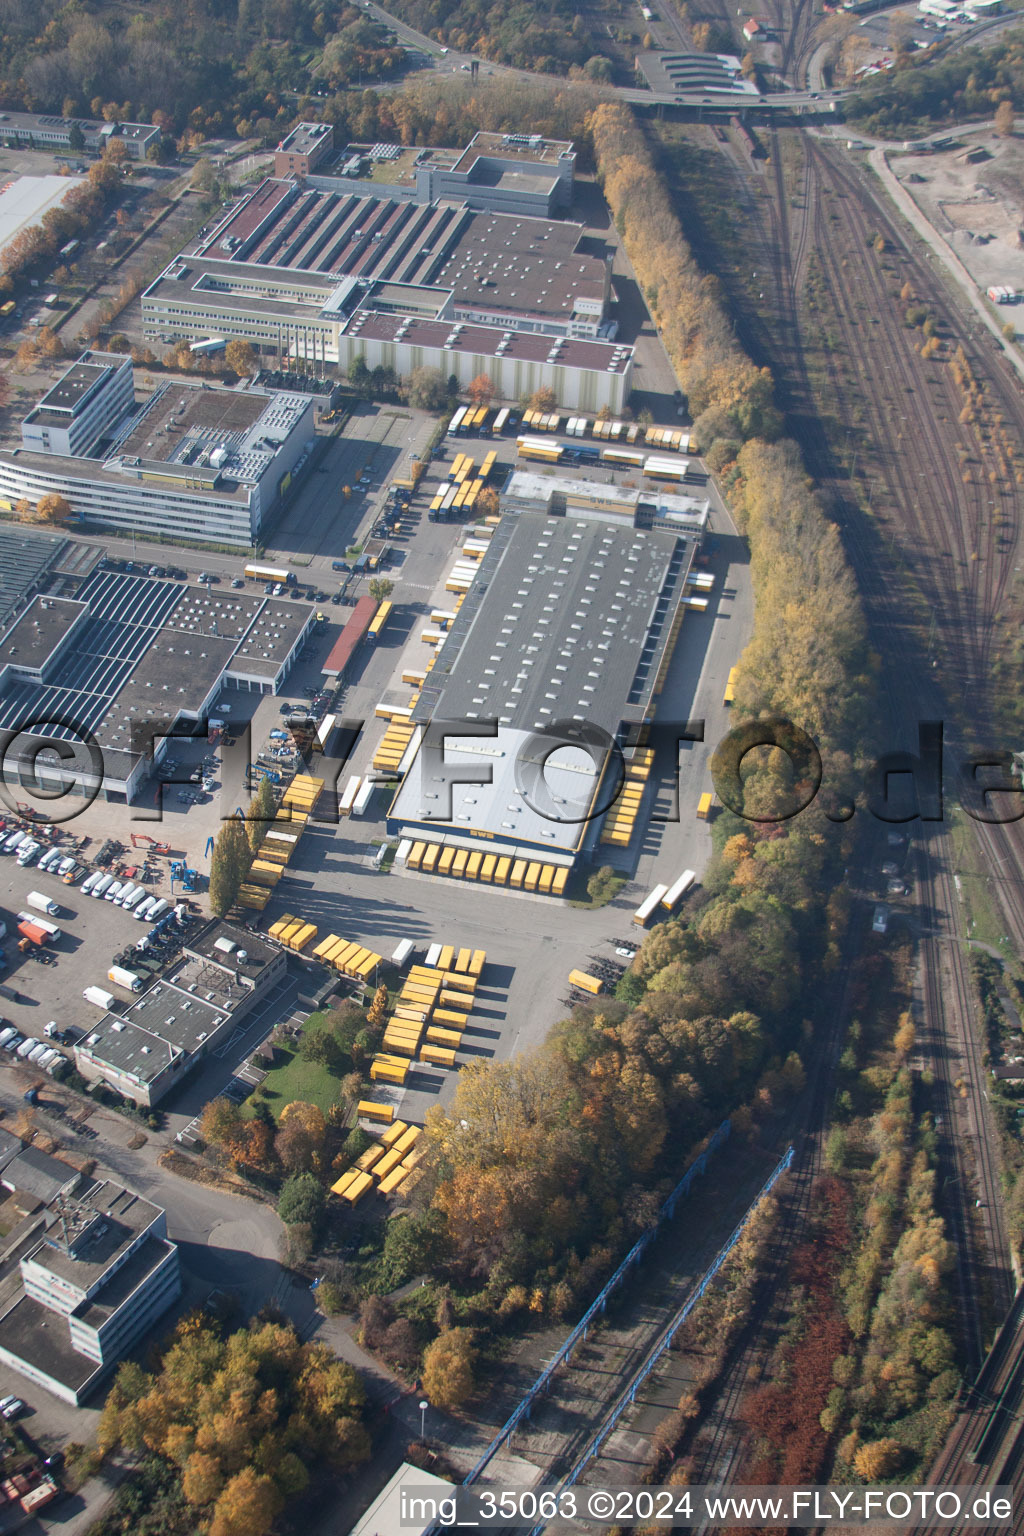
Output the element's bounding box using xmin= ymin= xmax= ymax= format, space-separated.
xmin=387 ymin=506 xmax=702 ymax=873
xmin=0 ymin=568 xmax=315 ymax=803
xmin=0 ymin=351 xmax=317 ymax=547
xmin=302 ymin=128 xmax=575 ymax=217
xmin=0 ymin=174 xmax=85 ymax=264
xmin=141 ymin=135 xmax=633 ymax=412
xmin=499 ymin=468 xmax=710 ymax=534
xmin=636 ymin=50 xmax=761 ymax=96
xmin=0 ymin=111 xmax=160 ymax=160
xmin=0 ymin=1179 xmax=181 ymax=1404
xmin=274 ymin=120 xmax=335 ymax=178
xmin=74 ymin=921 xmax=286 ymax=1106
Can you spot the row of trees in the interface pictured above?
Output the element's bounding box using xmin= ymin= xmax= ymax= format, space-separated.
xmin=97 ymin=1316 xmax=369 ymax=1536
xmin=376 ymin=0 xmax=608 ymax=75
xmin=589 ymin=102 xmax=778 ymax=433
xmin=0 ymin=152 xmax=124 ymax=290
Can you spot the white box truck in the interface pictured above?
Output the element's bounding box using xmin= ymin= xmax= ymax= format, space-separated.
xmin=26 ymin=891 xmax=60 ymax=918
xmin=108 ymin=966 xmax=143 ymax=992
xmin=83 ymin=986 xmax=116 ymax=1010
xmin=17 ymin=912 xmax=62 ymax=940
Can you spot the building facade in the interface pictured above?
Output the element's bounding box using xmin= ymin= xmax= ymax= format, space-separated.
xmin=0 ymin=111 xmax=160 ymax=160
xmin=0 ymin=354 xmax=316 ymax=547
xmin=0 ymin=1181 xmax=181 ymax=1405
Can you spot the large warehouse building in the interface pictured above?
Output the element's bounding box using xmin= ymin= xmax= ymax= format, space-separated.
xmin=0 ymin=567 xmax=315 ymax=803
xmin=0 ymin=351 xmax=316 ymax=547
xmin=387 ymin=506 xmax=701 ymax=872
xmin=141 ymin=135 xmax=633 ymax=412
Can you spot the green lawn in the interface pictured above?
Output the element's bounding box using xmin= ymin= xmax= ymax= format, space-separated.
xmin=252 ymin=1045 xmax=344 ymax=1121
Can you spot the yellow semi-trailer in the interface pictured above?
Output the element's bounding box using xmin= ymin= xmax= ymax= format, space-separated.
xmin=697 ymin=791 xmax=714 ymax=820
xmin=432 ymin=1009 xmax=469 ymax=1030
xmin=440 ymin=989 xmax=473 ymax=1009
xmin=438 ymin=847 xmax=455 ymax=875
xmin=420 ymin=1044 xmax=457 ymax=1069
xmin=427 ymin=1026 xmax=463 ymax=1048
xmin=393 ymin=1126 xmax=421 ymax=1155
xmin=378 ymin=1165 xmax=411 ymax=1196
xmin=568 ymin=968 xmax=605 ymax=996
xmin=494 ymin=856 xmax=511 ymax=885
xmin=358 ymin=1101 xmax=395 ymax=1124
xmin=374 ymin=1148 xmax=405 ymax=1181
xmin=452 ymin=850 xmax=468 ymax=878
xmin=438 ymin=945 xmax=455 ymax=971
xmin=524 ymin=862 xmax=542 ymax=891
xmin=381 ymin=1120 xmax=409 ymax=1147
xmin=481 ymin=855 xmax=497 ymax=883
xmin=510 ymin=859 xmax=527 ymax=888
xmin=371 ymin=1061 xmax=409 ymax=1085
xmin=422 ymin=844 xmax=440 ymax=872
xmin=552 ymin=868 xmax=569 ymax=896
xmin=465 ymin=851 xmax=483 ymax=879
xmin=356 ymin=1143 xmax=387 ymax=1171
xmin=455 ymin=947 xmax=473 ymax=973
xmin=469 ymin=949 xmax=486 ymax=976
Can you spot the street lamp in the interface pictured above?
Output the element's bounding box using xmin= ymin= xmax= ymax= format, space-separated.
xmin=419 ymin=1399 xmax=429 ymax=1438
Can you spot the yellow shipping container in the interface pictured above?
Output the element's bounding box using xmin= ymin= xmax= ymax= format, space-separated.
xmin=407 ymin=842 xmax=426 ymax=869
xmin=374 ymin=1147 xmax=405 ymax=1181
xmin=371 ymin=1061 xmax=408 ymax=1084
xmin=438 ymin=847 xmax=455 ymax=875
xmin=552 ymin=868 xmax=569 ymax=896
xmin=422 ymin=844 xmax=440 ymax=872
xmin=538 ymin=866 xmax=555 ymax=895
xmin=381 ymin=1120 xmax=408 ymax=1147
xmin=378 ymin=1165 xmax=410 ymax=1196
xmin=470 ymin=949 xmax=486 ymax=976
xmin=451 ymin=849 xmax=468 ymax=877
xmin=433 ymin=1009 xmax=468 ymax=1029
xmin=420 ymin=1044 xmax=456 ymax=1068
xmin=455 ymin=947 xmax=472 ymax=973
xmin=524 ymin=862 xmax=541 ymax=892
xmin=494 ymin=857 xmax=511 ymax=885
xmin=510 ymin=859 xmax=527 ymax=889
xmin=438 ymin=945 xmax=455 ymax=971
xmin=481 ymin=855 xmax=497 ymax=883
xmin=466 ymin=851 xmax=483 ymax=879
xmin=393 ymin=1126 xmax=420 ymax=1155
xmin=358 ymin=1101 xmax=394 ymax=1124
xmin=426 ymin=1026 xmax=462 ymax=1048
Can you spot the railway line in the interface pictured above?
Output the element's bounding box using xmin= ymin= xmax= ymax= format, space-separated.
xmin=653 ymin=112 xmax=1024 ymax=1489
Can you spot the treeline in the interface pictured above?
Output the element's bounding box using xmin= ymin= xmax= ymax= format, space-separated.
xmin=317 ymin=73 xmax=608 ymax=154
xmin=368 ymin=0 xmax=607 ymax=74
xmin=95 ymin=1315 xmax=369 ymax=1536
xmin=0 ymin=155 xmax=123 ymax=289
xmin=589 ymin=102 xmax=776 ymax=432
xmin=2 ymin=0 xmax=400 ymax=139
xmin=846 ymin=27 xmax=1024 ymax=135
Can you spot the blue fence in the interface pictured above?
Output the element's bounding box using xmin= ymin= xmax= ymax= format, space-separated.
xmin=552 ymin=1142 xmax=795 ymax=1504
xmin=461 ymin=1119 xmax=733 ymax=1488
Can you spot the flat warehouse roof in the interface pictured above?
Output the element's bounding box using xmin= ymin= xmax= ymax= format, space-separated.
xmin=413 ymin=512 xmax=685 ymax=737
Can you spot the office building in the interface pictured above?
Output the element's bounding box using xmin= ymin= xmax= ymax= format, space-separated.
xmin=0 ymin=352 xmax=316 ymax=547
xmin=74 ymin=921 xmax=286 ymax=1105
xmin=0 ymin=1180 xmax=182 ymax=1405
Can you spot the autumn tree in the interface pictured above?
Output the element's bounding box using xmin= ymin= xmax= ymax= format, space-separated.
xmin=14 ymin=499 xmax=33 ymax=523
xmin=245 ymin=775 xmax=275 ymax=852
xmin=367 ymin=984 xmax=388 ymax=1027
xmin=527 ymin=385 xmax=557 ymax=413
xmin=35 ymin=493 xmax=72 ymax=525
xmin=368 ymin=577 xmax=394 ymax=604
xmin=275 ymin=1101 xmax=326 ymax=1173
xmin=422 ymin=1327 xmax=477 ymax=1409
xmin=209 ymin=815 xmax=251 ymax=916
xmin=467 ymin=372 xmax=495 ymax=406
xmin=476 ymin=486 xmax=499 ymax=517
xmin=853 ymin=1438 xmax=903 ymax=1480
xmin=224 ymin=339 xmax=256 ymax=376
xmin=995 ymin=99 xmax=1015 ymax=137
